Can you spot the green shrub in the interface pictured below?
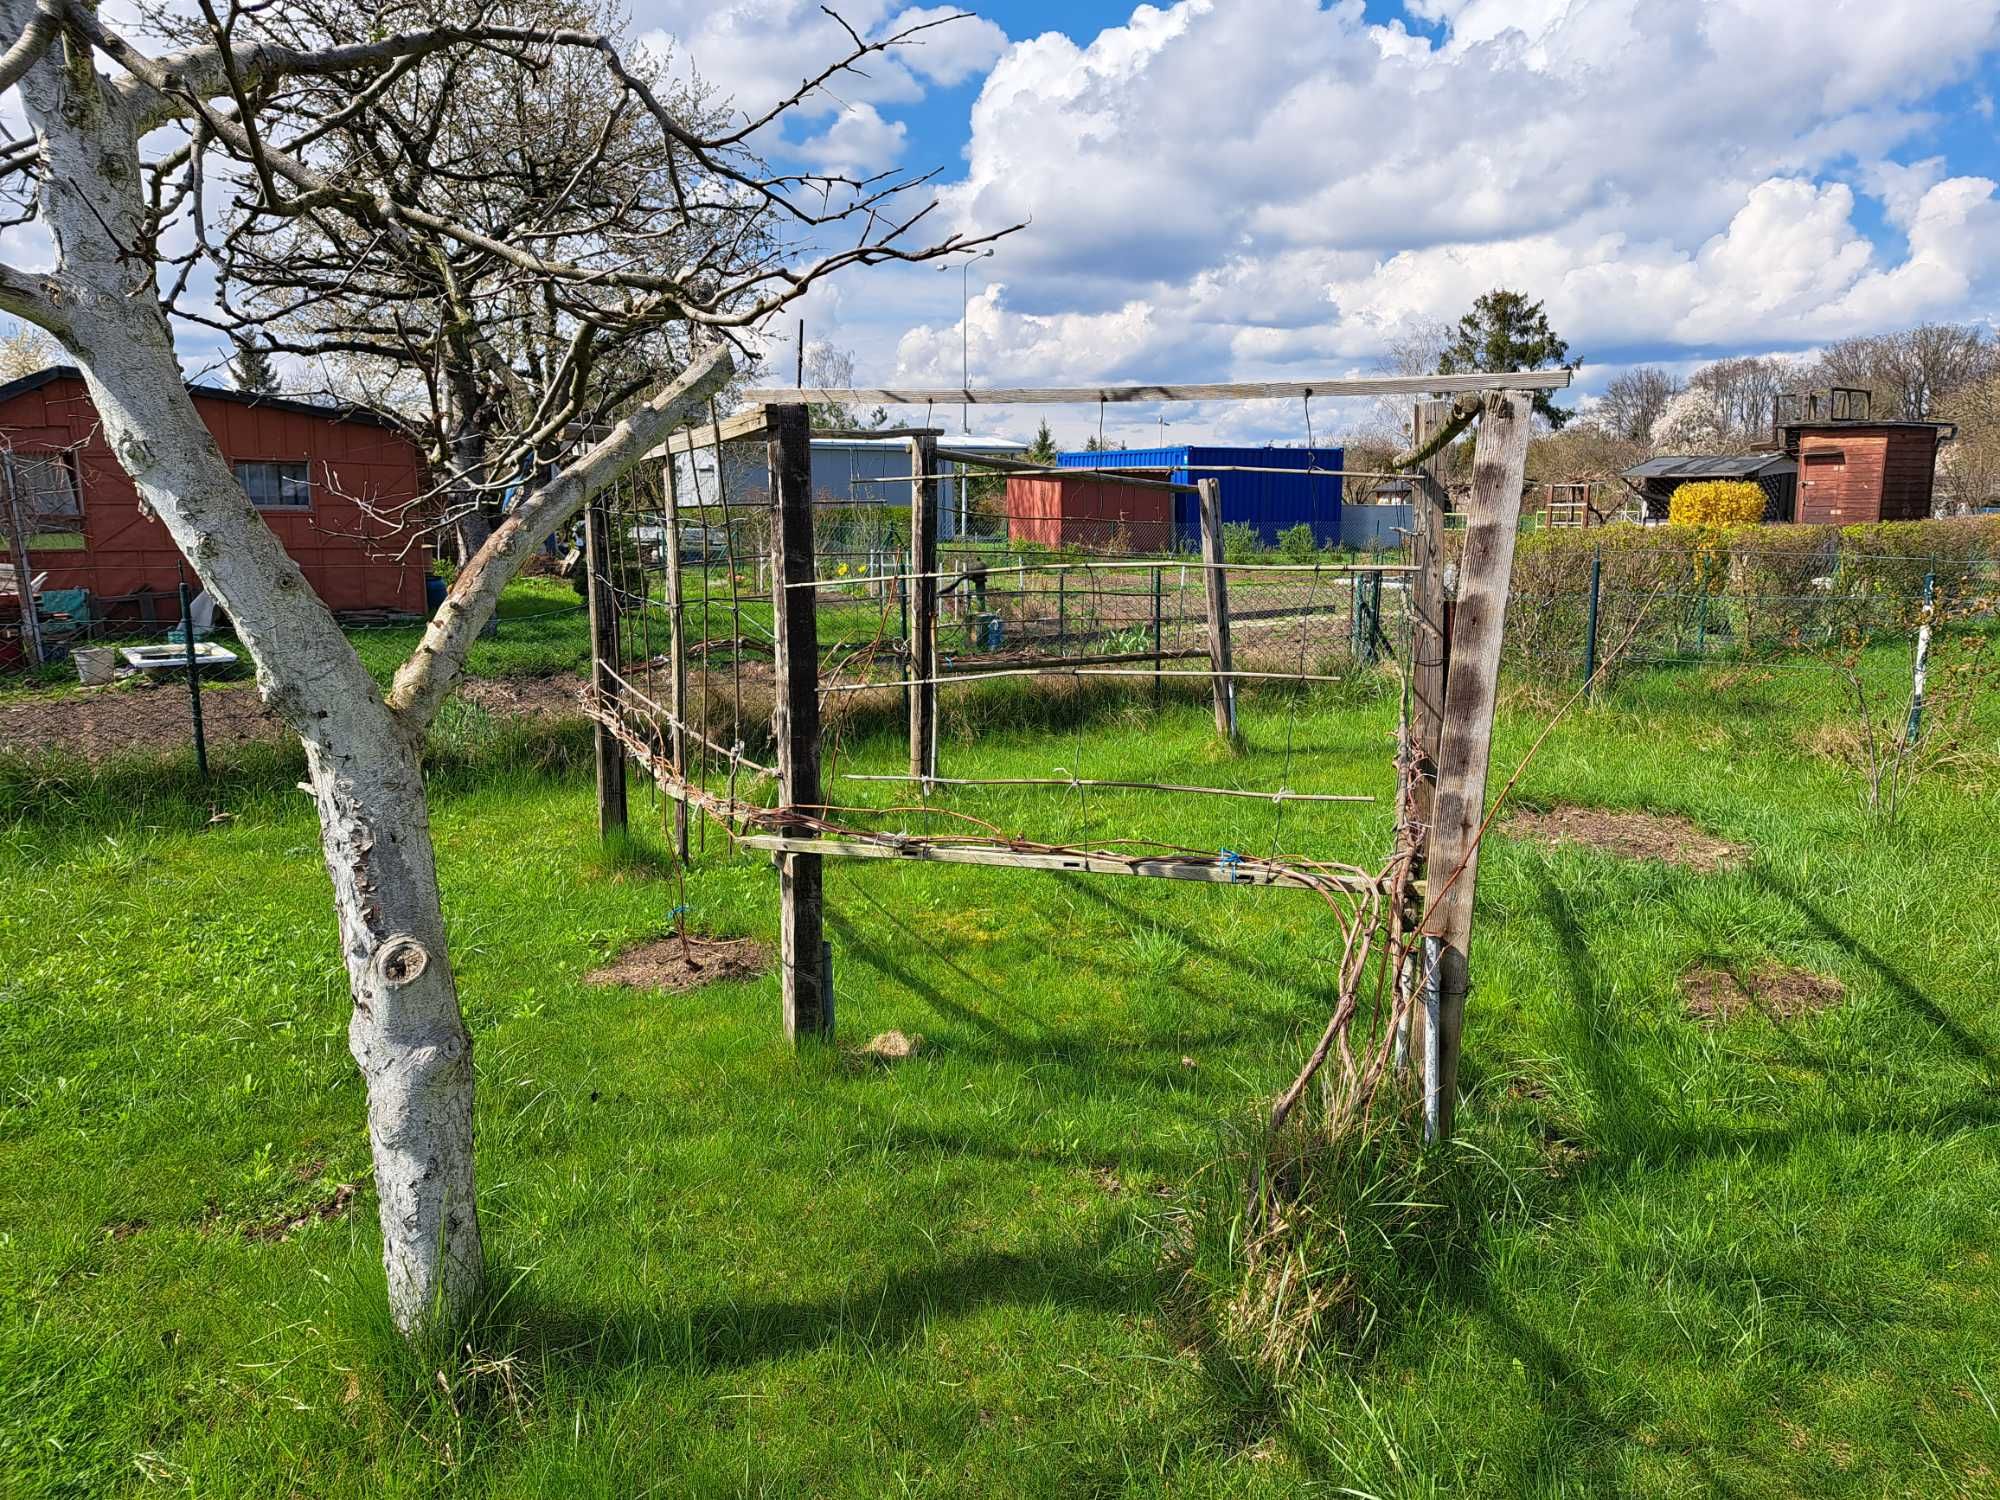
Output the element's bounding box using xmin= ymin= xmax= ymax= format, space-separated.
xmin=1222 ymin=522 xmax=1264 ymax=563
xmin=1276 ymin=522 xmax=1319 ymax=563
xmin=1483 ymin=515 xmax=2000 ymax=678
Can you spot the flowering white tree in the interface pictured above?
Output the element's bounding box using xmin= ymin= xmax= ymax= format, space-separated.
xmin=1648 ymin=384 xmax=1732 ymax=452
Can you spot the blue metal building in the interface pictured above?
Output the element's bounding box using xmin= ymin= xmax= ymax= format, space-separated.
xmin=1054 ymin=445 xmax=1343 ymax=550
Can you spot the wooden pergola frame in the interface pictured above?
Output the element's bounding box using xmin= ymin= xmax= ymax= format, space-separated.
xmin=587 ymin=368 xmax=1554 ymax=1140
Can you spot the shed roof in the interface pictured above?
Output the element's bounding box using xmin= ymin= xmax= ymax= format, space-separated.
xmin=0 ymin=363 xmax=403 ymax=430
xmin=1620 ymin=452 xmax=1796 ymax=481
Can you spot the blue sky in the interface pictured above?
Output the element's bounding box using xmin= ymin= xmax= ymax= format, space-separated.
xmin=634 ymin=2 xmax=2000 ymax=443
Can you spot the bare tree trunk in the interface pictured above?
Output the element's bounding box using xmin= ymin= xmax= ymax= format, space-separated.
xmin=445 ymin=378 xmax=493 ymax=566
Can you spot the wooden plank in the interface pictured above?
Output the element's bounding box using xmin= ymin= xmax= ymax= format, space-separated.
xmin=908 ymin=434 xmax=940 ymax=785
xmin=662 ymin=457 xmax=690 ymax=862
xmin=583 ymin=493 xmax=627 ymax=841
xmin=647 ymin=405 xmax=772 ymax=460
xmin=841 ymin=772 xmax=1374 ymax=803
xmin=1197 ymin=478 xmax=1238 ymax=741
xmin=741 ymin=369 xmax=1574 ymax=407
xmin=1419 ymin=390 xmax=1534 ymax=1142
xmin=734 ymin=834 xmax=1386 ymax=893
xmin=768 ymin=403 xmax=831 ymax=1042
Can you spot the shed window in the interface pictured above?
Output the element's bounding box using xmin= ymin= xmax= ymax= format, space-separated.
xmin=9 ymin=451 xmax=84 ymax=549
xmin=1804 ymin=450 xmax=1845 ymax=465
xmin=236 ymin=460 xmax=311 ymax=508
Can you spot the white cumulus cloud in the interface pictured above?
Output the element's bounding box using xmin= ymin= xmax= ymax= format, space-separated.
xmin=883 ymin=0 xmax=2000 ymax=418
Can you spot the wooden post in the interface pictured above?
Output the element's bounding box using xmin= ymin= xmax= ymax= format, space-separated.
xmin=1420 ymin=391 xmax=1533 ymax=1142
xmin=584 ymin=492 xmax=627 ymax=841
xmin=1197 ymin=478 xmax=1238 ymax=742
xmin=908 ymin=435 xmax=940 ymax=785
xmin=770 ymin=404 xmax=832 ymax=1041
xmin=1397 ymin=398 xmax=1455 ymax=1075
xmin=662 ymin=458 xmax=690 ymax=862
xmin=1 ymin=453 xmax=45 ymax=669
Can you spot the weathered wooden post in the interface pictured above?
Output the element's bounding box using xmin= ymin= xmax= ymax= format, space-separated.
xmin=770 ymin=403 xmax=832 ymax=1040
xmin=584 ymin=491 xmax=627 ymax=841
xmin=1 ymin=453 xmax=44 ymax=669
xmin=1395 ymin=399 xmax=1458 ymax=1078
xmin=662 ymin=457 xmax=691 ymax=862
xmin=908 ymin=434 xmax=940 ymax=786
xmin=1419 ymin=391 xmax=1533 ymax=1142
xmin=1197 ymin=477 xmax=1238 ymax=742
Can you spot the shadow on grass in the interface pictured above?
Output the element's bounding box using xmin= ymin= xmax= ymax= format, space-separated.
xmin=1749 ymin=866 xmax=1995 ymax=1079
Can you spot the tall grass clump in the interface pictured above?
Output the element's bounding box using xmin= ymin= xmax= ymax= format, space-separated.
xmin=1169 ymin=1105 xmax=1536 ymax=1392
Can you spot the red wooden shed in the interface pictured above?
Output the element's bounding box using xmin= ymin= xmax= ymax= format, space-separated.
xmin=1006 ymin=473 xmax=1172 ymax=552
xmin=1776 ymin=388 xmax=1956 ymax=524
xmin=0 ymin=365 xmax=428 ymax=625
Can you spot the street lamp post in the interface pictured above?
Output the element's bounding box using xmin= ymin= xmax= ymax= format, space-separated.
xmin=941 ymin=249 xmax=995 ymax=435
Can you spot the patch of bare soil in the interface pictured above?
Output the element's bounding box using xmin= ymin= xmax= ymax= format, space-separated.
xmin=0 ymin=672 xmax=588 ymax=762
xmin=457 ymin=675 xmax=585 ymax=721
xmin=587 ymin=933 xmax=770 ymax=992
xmin=244 ymin=1182 xmax=357 ymax=1243
xmin=1504 ymin=805 xmax=1750 ymax=872
xmin=1681 ymin=961 xmax=1844 ymax=1026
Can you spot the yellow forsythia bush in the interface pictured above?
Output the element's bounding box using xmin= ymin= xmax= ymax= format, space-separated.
xmin=1667 ymin=479 xmax=1767 ymax=528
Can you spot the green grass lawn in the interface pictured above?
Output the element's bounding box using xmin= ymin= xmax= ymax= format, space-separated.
xmin=2 ymin=646 xmax=1997 ymax=1496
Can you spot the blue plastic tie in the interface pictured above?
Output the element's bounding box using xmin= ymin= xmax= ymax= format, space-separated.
xmin=668 ymin=904 xmax=690 ymax=920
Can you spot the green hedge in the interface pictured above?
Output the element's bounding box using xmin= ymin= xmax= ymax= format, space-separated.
xmin=1469 ymin=516 xmax=2000 ymax=680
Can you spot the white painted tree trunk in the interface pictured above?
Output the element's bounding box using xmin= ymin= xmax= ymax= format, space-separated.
xmin=5 ymin=31 xmax=485 ymax=1330
xmin=0 ymin=10 xmax=732 ymax=1332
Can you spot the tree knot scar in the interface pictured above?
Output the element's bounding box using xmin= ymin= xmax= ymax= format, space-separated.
xmin=372 ymin=936 xmax=431 ymax=988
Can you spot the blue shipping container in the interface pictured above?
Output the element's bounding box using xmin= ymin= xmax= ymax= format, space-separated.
xmin=1053 ymin=445 xmax=1343 ymax=550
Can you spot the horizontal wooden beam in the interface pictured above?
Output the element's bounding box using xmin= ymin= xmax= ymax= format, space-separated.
xmin=842 ymin=773 xmax=1374 ymax=804
xmin=740 ymin=370 xmax=1572 ymax=408
xmin=647 ymin=406 xmax=775 ymax=460
xmin=734 ymin=834 xmax=1387 ymax=893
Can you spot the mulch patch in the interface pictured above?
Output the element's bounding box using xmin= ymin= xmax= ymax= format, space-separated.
xmin=1681 ymin=961 xmax=1844 ymax=1026
xmin=587 ymin=933 xmax=771 ymax=992
xmin=1504 ymin=804 xmax=1750 ymax=872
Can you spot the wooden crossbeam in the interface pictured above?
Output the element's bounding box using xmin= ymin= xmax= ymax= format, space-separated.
xmin=740 ymin=369 xmax=1572 ymax=408
xmin=734 ymin=834 xmax=1386 ymax=893
xmin=648 ymin=406 xmax=774 ymax=459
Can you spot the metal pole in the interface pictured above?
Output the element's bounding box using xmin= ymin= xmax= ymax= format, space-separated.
xmin=1151 ymin=565 xmax=1163 ymax=711
xmin=1368 ymin=570 xmax=1383 ymax=663
xmin=1057 ymin=570 xmax=1066 ymax=655
xmin=1583 ymin=547 xmax=1602 ymax=689
xmin=1905 ymin=571 xmax=1935 ymax=745
xmin=177 ymin=566 xmax=209 ymax=782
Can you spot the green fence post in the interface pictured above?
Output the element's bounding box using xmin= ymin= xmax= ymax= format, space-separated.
xmin=1583 ymin=547 xmax=1602 ymax=689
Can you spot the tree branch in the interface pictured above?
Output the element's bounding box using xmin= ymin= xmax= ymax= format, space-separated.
xmin=387 ymin=341 xmax=734 ymax=727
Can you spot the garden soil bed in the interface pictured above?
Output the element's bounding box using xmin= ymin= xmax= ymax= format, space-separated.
xmin=0 ymin=673 xmax=587 ymax=762
xmin=587 ymin=933 xmax=771 ymax=992
xmin=1504 ymin=805 xmax=1749 ymax=871
xmin=1681 ymin=961 xmax=1844 ymax=1025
